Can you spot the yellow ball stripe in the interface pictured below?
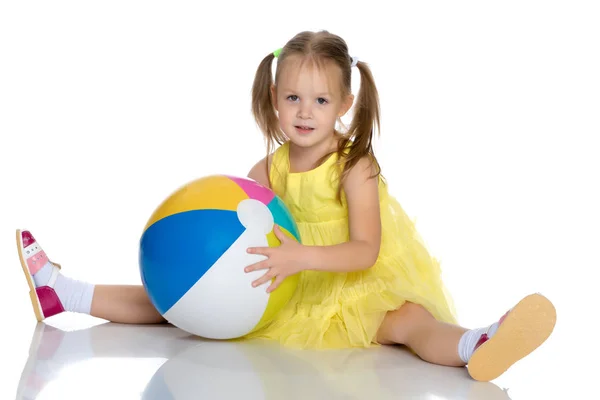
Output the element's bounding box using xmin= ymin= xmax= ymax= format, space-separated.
xmin=251 ymin=226 xmax=300 ymax=333
xmin=143 ymin=175 xmax=249 ymax=231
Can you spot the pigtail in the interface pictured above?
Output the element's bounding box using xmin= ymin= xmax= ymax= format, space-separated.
xmin=336 ymin=60 xmax=382 ymax=200
xmin=251 ymin=53 xmax=286 ymax=163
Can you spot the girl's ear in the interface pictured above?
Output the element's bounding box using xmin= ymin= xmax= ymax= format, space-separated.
xmin=338 ymin=94 xmax=355 ymax=117
xmin=270 ymin=84 xmax=278 ymax=111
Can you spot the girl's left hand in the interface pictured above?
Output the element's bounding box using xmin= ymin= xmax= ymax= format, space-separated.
xmin=245 ymin=225 xmax=307 ymax=293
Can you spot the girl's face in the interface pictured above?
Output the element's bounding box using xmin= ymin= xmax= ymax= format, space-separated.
xmin=271 ymin=57 xmax=354 ymax=152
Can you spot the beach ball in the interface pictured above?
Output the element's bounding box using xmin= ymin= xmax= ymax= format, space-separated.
xmin=139 ymin=175 xmax=301 ymax=339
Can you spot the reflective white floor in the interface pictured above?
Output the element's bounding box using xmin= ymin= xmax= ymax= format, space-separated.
xmin=3 ymin=309 xmax=590 ymax=400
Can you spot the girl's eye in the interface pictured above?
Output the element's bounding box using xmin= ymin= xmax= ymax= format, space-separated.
xmin=317 ymin=98 xmax=328 ymax=105
xmin=287 ymin=95 xmax=299 ymax=101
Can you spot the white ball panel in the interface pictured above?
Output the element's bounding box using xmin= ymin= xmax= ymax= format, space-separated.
xmin=237 ymin=198 xmax=274 ymax=235
xmin=164 ymin=227 xmax=271 ymax=339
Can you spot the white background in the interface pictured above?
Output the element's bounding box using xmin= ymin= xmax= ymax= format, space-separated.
xmin=1 ymin=0 xmax=598 ymax=398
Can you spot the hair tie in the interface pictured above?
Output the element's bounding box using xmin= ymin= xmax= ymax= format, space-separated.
xmin=273 ymin=48 xmax=282 ymax=58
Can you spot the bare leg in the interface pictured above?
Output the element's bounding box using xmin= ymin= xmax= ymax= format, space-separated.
xmin=91 ymin=285 xmax=166 ymax=324
xmin=17 ymin=229 xmax=166 ymax=324
xmin=377 ymin=302 xmax=467 ymax=367
xmin=377 ymin=294 xmax=556 ymax=381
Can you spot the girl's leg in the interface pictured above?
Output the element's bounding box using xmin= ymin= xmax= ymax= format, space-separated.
xmin=377 ymin=293 xmax=556 ymax=381
xmin=377 ymin=302 xmax=467 ymax=366
xmin=17 ymin=229 xmax=165 ymax=324
xmin=91 ymin=285 xmax=166 ymax=324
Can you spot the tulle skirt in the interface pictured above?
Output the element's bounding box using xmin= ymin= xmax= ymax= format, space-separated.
xmin=244 ymin=195 xmax=458 ymax=349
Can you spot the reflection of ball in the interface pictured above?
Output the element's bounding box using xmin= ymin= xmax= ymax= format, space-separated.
xmin=139 ymin=175 xmax=301 ymax=339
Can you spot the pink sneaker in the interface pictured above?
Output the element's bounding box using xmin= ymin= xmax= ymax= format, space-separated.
xmin=467 ymin=293 xmax=557 ymax=381
xmin=16 ymin=229 xmax=65 ymax=321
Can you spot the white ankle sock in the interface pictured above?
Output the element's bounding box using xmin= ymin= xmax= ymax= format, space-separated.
xmin=33 ymin=262 xmax=95 ymax=314
xmin=458 ymin=321 xmax=501 ymax=363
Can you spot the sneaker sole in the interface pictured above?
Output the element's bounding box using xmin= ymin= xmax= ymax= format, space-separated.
xmin=467 ymin=293 xmax=556 ymax=381
xmin=16 ymin=229 xmax=44 ymax=322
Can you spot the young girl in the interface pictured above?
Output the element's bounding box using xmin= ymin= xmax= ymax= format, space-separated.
xmin=16 ymin=30 xmax=556 ymax=382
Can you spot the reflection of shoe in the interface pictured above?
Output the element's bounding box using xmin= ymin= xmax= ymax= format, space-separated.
xmin=16 ymin=229 xmax=65 ymax=321
xmin=16 ymin=323 xmax=64 ymax=400
xmin=468 ymin=383 xmax=512 ymax=400
xmin=468 ymin=293 xmax=556 ymax=381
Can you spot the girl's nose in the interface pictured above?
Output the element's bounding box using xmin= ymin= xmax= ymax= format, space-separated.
xmin=297 ymin=103 xmax=312 ymax=119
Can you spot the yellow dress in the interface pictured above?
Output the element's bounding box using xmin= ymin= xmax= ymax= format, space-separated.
xmin=245 ymin=141 xmax=457 ymax=349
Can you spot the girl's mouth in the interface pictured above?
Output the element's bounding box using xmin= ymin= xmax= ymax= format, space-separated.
xmin=295 ymin=126 xmax=314 ymax=134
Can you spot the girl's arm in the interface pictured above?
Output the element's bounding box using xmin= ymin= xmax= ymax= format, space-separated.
xmin=304 ymin=156 xmax=382 ymax=272
xmin=247 ymin=155 xmax=272 ymax=188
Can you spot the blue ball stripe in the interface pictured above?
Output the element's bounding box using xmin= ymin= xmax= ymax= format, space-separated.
xmin=139 ymin=209 xmax=245 ymax=313
xmin=268 ymin=196 xmax=301 ymax=242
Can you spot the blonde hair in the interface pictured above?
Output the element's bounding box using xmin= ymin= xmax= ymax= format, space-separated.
xmin=251 ymin=30 xmax=382 ymax=199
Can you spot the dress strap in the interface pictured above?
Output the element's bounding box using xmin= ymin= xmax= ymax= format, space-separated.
xmin=269 ymin=141 xmax=290 ymax=197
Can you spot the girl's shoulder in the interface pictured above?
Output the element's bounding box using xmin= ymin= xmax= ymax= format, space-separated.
xmin=247 ymin=153 xmax=274 ymax=189
xmin=247 ymin=141 xmax=289 ymax=189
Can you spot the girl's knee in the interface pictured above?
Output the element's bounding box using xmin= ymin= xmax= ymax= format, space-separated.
xmin=392 ymin=302 xmax=435 ymax=325
xmin=379 ymin=302 xmax=435 ymax=344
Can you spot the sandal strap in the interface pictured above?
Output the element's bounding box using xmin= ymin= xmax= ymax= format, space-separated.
xmin=47 ymin=265 xmax=60 ymax=287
